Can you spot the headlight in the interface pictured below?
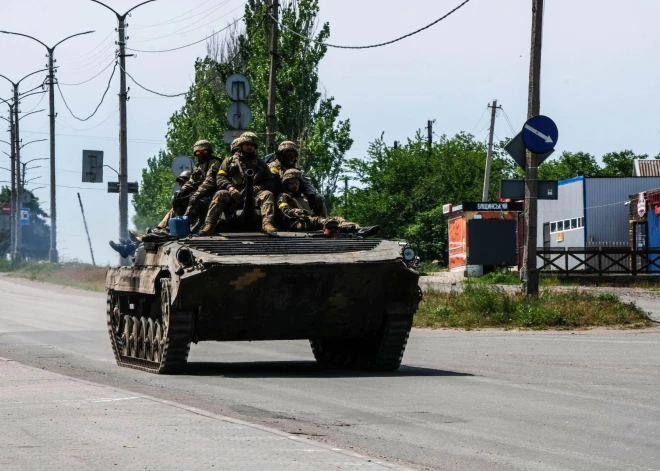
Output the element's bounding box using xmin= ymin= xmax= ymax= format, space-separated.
xmin=402 ymin=246 xmax=416 ymax=263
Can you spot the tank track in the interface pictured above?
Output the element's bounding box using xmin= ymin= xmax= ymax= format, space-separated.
xmin=310 ymin=314 xmax=413 ymax=371
xmin=107 ymin=279 xmax=193 ymax=374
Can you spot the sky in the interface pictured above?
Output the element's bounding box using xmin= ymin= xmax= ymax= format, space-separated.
xmin=1 ymin=0 xmax=659 ymax=265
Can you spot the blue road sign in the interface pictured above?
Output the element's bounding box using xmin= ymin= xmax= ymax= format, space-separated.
xmin=522 ymin=115 xmax=558 ymax=154
xmin=20 ymin=208 xmax=29 ymax=226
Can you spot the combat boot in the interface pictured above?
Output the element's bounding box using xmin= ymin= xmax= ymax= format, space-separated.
xmin=197 ymin=222 xmax=217 ymax=236
xmin=262 ymin=218 xmax=278 ymax=234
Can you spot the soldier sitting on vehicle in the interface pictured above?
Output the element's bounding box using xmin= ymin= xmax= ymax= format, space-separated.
xmin=199 ymin=132 xmax=277 ymax=235
xmin=276 ymin=169 xmax=378 ymax=236
xmin=153 ymin=170 xmax=192 ymax=231
xmin=268 ymin=141 xmax=327 ymax=216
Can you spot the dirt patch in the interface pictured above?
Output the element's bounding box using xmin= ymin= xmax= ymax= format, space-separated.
xmin=5 ymin=262 xmax=107 ymax=292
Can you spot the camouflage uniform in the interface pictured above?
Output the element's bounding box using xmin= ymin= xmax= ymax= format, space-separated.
xmin=201 ymin=133 xmax=277 ymax=233
xmin=176 ymin=140 xmax=221 ymax=228
xmin=268 ymin=141 xmax=327 ymax=216
xmin=156 ymin=170 xmax=192 ymax=229
xmin=277 ymin=169 xmax=349 ymax=232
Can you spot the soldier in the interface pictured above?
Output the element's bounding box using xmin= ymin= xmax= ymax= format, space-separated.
xmin=268 ymin=140 xmax=327 ymax=216
xmin=199 ymin=132 xmax=277 ymax=234
xmin=277 ymin=169 xmax=378 ymax=236
xmin=176 ymin=140 xmax=222 ymax=231
xmin=153 ymin=170 xmax=191 ymax=232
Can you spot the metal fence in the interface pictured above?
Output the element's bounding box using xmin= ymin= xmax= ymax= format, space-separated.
xmin=537 ymin=247 xmax=660 ymax=276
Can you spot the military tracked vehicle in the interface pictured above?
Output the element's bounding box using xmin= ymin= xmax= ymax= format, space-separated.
xmin=105 ymin=231 xmax=421 ymax=374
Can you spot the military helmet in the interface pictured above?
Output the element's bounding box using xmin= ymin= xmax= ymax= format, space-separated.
xmin=176 ymin=170 xmax=192 ymax=184
xmin=239 ymin=131 xmax=258 ymax=148
xmin=281 ymin=168 xmax=302 ymax=185
xmin=277 ymin=141 xmax=298 ymax=154
xmin=193 ymin=139 xmax=213 ymax=153
xmin=230 ymin=138 xmax=241 ymax=154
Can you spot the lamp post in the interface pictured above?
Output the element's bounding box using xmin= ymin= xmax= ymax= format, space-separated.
xmin=1 ymin=30 xmax=94 ymax=263
xmin=90 ymin=0 xmax=155 ymax=265
xmin=0 ymin=68 xmax=48 ymax=260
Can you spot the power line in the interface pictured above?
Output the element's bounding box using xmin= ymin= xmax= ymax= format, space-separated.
xmin=500 ymin=107 xmax=517 ymax=136
xmin=23 ymin=90 xmax=47 ymax=114
xmin=59 ymin=59 xmax=116 ymax=86
xmin=126 ymin=16 xmax=243 ymax=53
xmin=469 ymin=105 xmax=489 ymax=135
xmin=130 ymin=0 xmax=217 ymax=29
xmin=21 ymin=128 xmax=164 ymax=144
xmin=56 ymin=63 xmax=116 ymax=121
xmin=120 ymin=65 xmax=188 ymax=97
xmin=56 ymin=105 xmax=118 ymax=132
xmin=271 ymin=0 xmax=472 ymax=50
xmin=58 ymin=31 xmax=115 ymax=63
xmin=130 ymin=0 xmax=236 ymax=42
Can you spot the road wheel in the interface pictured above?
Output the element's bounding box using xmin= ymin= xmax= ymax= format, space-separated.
xmin=153 ymin=320 xmax=163 ymax=363
xmin=130 ymin=315 xmax=140 ymax=358
xmin=138 ymin=317 xmax=148 ymax=360
xmin=121 ymin=315 xmax=132 ymax=357
xmin=146 ymin=318 xmax=155 ymax=361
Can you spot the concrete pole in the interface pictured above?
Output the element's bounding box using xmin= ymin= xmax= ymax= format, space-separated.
xmin=266 ymin=0 xmax=279 ymax=155
xmin=118 ymin=16 xmax=129 ymax=266
xmin=12 ymin=87 xmax=21 ymax=261
xmin=482 ymin=99 xmax=498 ymax=201
xmin=47 ymin=50 xmax=58 ymax=263
xmin=522 ymin=0 xmax=544 ymax=296
xmin=8 ymin=106 xmax=16 ymax=255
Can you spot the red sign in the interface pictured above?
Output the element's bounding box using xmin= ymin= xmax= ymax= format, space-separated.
xmin=1 ymin=203 xmax=10 ymax=215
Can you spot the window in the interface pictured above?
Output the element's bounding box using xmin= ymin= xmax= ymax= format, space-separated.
xmin=550 ymin=222 xmax=557 ymax=233
xmin=578 ymin=217 xmax=583 ymax=228
xmin=564 ymin=220 xmax=570 ymax=230
xmin=557 ymin=221 xmax=564 ymax=231
xmin=571 ymin=218 xmax=577 ymax=229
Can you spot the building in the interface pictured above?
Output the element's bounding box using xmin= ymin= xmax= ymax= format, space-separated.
xmin=633 ymin=159 xmax=660 ymax=177
xmin=537 ymin=176 xmax=660 ymax=248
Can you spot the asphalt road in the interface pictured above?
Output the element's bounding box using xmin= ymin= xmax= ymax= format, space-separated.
xmin=1 ymin=276 xmax=659 ymax=471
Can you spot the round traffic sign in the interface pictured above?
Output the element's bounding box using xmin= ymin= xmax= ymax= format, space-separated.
xmin=171 ymin=155 xmax=195 ymax=177
xmin=227 ymin=102 xmax=253 ymax=129
xmin=522 ymin=115 xmax=558 ymax=154
xmin=225 ymin=73 xmax=250 ymax=101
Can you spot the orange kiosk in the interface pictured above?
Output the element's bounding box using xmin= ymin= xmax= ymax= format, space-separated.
xmin=444 ymin=202 xmax=523 ymax=274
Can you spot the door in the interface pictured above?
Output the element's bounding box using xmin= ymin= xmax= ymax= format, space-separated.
xmin=543 ymin=223 xmax=551 ymax=249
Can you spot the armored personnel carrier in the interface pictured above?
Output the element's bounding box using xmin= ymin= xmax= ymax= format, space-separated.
xmin=105 ymin=231 xmax=421 ymax=374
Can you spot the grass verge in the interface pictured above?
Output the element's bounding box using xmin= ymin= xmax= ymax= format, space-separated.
xmin=415 ymin=284 xmax=652 ymax=330
xmin=4 ymin=262 xmax=107 ymax=292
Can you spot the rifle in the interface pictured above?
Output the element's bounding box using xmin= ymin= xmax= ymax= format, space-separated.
xmin=240 ymin=168 xmax=256 ymax=225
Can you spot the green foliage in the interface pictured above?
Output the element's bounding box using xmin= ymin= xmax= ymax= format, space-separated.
xmin=415 ymin=285 xmax=651 ymax=329
xmin=339 ymin=132 xmax=516 ymax=262
xmin=0 ymin=186 xmax=50 ymax=260
xmin=538 ymin=151 xmax=601 ymax=180
xmin=134 ymin=0 xmax=353 ymax=225
xmin=132 ymin=151 xmax=177 ymax=231
xmin=600 ymin=150 xmax=650 ymax=177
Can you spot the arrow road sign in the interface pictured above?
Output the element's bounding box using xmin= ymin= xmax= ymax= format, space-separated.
xmin=522 ymin=115 xmax=558 ymax=154
xmin=504 ymin=131 xmax=554 ymax=170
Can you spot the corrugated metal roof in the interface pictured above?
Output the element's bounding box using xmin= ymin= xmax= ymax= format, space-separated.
xmin=633 ymin=159 xmax=660 ymax=176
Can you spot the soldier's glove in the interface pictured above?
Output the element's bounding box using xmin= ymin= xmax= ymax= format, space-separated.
xmin=230 ymin=189 xmax=242 ymax=201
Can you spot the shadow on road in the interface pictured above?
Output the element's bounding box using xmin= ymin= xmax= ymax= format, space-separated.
xmin=183 ymin=361 xmax=474 ymax=378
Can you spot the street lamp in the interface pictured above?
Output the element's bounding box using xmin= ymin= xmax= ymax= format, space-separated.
xmin=1 ymin=29 xmax=94 ymax=263
xmin=0 ymin=68 xmax=49 ymax=261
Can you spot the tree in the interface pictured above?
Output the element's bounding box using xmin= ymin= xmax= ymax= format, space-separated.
xmin=340 ymin=132 xmax=515 ymax=261
xmin=537 ymin=151 xmax=601 ymax=180
xmin=133 ymin=0 xmax=352 ymax=228
xmin=0 ymin=186 xmax=50 ymax=260
xmin=600 ymin=150 xmax=648 ymax=177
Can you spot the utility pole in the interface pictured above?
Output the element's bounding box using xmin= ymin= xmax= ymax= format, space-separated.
xmin=522 ymin=0 xmax=544 ymax=296
xmin=7 ymin=105 xmax=15 ymax=255
xmin=482 ymin=99 xmax=501 ymax=201
xmin=1 ymin=30 xmax=94 ymax=263
xmin=91 ymin=0 xmax=155 ymax=265
xmin=266 ymin=0 xmax=279 ymax=154
xmin=427 ymin=120 xmax=434 ymax=151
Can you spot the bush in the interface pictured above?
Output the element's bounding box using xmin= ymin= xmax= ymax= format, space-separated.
xmin=415 ymin=286 xmax=651 ymax=330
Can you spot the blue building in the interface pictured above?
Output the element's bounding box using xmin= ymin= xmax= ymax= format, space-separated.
xmin=536 ymin=176 xmax=660 ymax=249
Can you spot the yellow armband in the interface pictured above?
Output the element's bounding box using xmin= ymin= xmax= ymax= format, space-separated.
xmin=218 ymin=169 xmax=228 ymax=176
xmin=270 ymin=167 xmax=281 ymax=175
xmin=278 ymin=202 xmax=289 ymax=209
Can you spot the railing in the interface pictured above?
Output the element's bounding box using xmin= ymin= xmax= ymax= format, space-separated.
xmin=537 ymin=247 xmax=660 ymax=276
